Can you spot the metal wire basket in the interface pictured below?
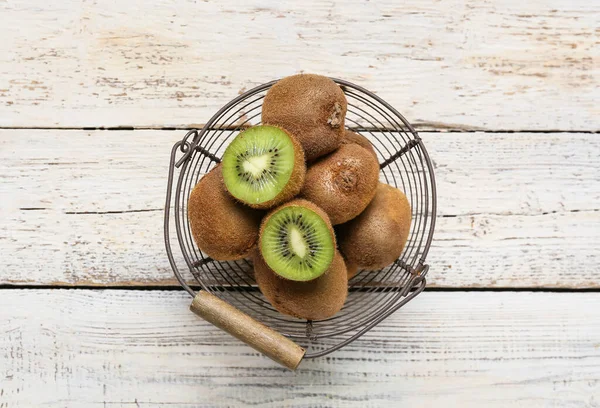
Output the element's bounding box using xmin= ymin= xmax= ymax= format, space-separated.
xmin=164 ymin=78 xmax=436 ymax=369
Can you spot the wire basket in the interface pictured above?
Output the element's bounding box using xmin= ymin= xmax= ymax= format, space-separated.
xmin=164 ymin=78 xmax=436 ymax=367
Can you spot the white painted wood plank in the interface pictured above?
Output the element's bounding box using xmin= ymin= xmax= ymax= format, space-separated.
xmin=1 ymin=130 xmax=599 ymax=287
xmin=1 ymin=290 xmax=599 ymax=407
xmin=2 ymin=130 xmax=598 ymax=215
xmin=1 ymin=0 xmax=598 ymax=130
xmin=0 ymin=130 xmax=180 ymax=214
xmin=3 ymin=208 xmax=598 ymax=288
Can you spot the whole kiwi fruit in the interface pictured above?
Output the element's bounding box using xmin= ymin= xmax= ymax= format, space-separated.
xmin=337 ymin=183 xmax=412 ymax=270
xmin=188 ymin=165 xmax=262 ymax=260
xmin=259 ymin=199 xmax=336 ymax=282
xmin=254 ymin=250 xmax=348 ymax=320
xmin=262 ymin=74 xmax=347 ymax=161
xmin=301 ymin=143 xmax=380 ymax=225
xmin=341 ymin=130 xmax=377 ymax=159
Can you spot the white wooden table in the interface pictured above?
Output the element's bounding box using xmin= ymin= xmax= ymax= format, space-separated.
xmin=1 ymin=1 xmax=599 ymax=406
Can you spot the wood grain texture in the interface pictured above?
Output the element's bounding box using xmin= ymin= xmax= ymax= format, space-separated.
xmin=190 ymin=291 xmax=306 ymax=370
xmin=2 ymin=130 xmax=599 ymax=288
xmin=2 ymin=130 xmax=599 ymax=215
xmin=1 ymin=290 xmax=599 ymax=407
xmin=1 ymin=0 xmax=598 ymax=130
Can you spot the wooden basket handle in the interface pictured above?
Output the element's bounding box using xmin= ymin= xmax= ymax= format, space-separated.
xmin=190 ymin=291 xmax=306 ymax=370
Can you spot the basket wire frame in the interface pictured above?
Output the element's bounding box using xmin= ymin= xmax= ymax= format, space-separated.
xmin=164 ymin=78 xmax=437 ymax=359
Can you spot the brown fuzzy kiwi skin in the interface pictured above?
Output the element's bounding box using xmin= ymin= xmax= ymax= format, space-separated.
xmin=341 ymin=130 xmax=377 ymax=159
xmin=345 ymin=261 xmax=360 ymax=279
xmin=336 ymin=228 xmax=360 ymax=278
xmin=301 ymin=143 xmax=380 ymax=225
xmin=259 ymin=198 xmax=337 ymax=268
xmin=188 ymin=165 xmax=262 ymax=261
xmin=337 ymin=183 xmax=412 ymax=270
xmin=231 ymin=126 xmax=306 ymax=210
xmin=253 ymin=250 xmax=348 ymax=320
xmin=262 ymin=74 xmax=348 ymax=161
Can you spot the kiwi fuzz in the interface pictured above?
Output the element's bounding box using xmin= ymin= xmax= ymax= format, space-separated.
xmin=259 ymin=199 xmax=336 ymax=282
xmin=222 ymin=125 xmax=306 ymax=210
xmin=346 ymin=261 xmax=360 ymax=279
xmin=338 ymin=183 xmax=412 ymax=270
xmin=188 ymin=165 xmax=262 ymax=260
xmin=341 ymin=130 xmax=377 ymax=159
xmin=301 ymin=143 xmax=380 ymax=225
xmin=254 ymin=250 xmax=348 ymax=321
xmin=262 ymin=74 xmax=348 ymax=161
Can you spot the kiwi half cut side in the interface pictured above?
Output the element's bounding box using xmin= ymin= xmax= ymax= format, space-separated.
xmin=259 ymin=199 xmax=336 ymax=282
xmin=222 ymin=125 xmax=305 ymax=209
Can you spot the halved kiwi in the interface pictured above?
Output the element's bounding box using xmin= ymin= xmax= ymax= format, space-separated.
xmin=301 ymin=143 xmax=380 ymax=225
xmin=341 ymin=130 xmax=377 ymax=159
xmin=262 ymin=74 xmax=347 ymax=161
xmin=188 ymin=165 xmax=262 ymax=260
xmin=254 ymin=250 xmax=348 ymax=320
xmin=337 ymin=183 xmax=412 ymax=270
xmin=259 ymin=199 xmax=336 ymax=282
xmin=222 ymin=125 xmax=305 ymax=209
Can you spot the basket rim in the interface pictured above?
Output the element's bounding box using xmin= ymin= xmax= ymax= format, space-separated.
xmin=163 ymin=77 xmax=437 ymax=357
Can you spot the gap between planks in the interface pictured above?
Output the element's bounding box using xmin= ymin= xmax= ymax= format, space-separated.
xmin=0 ymin=126 xmax=599 ymax=133
xmin=1 ymin=284 xmax=600 ymax=293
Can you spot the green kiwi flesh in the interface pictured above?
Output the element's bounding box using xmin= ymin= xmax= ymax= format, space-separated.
xmin=254 ymin=250 xmax=348 ymax=320
xmin=260 ymin=199 xmax=335 ymax=282
xmin=222 ymin=125 xmax=305 ymax=209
